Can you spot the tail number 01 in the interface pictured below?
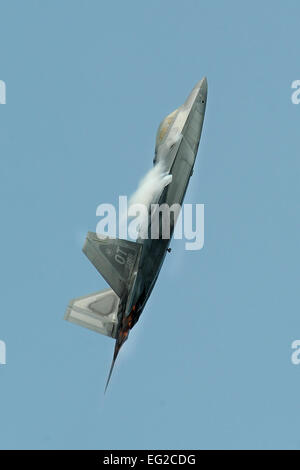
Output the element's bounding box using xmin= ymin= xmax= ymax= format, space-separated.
xmin=115 ymin=246 xmax=128 ymax=265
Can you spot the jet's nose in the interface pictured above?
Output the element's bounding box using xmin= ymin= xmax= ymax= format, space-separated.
xmin=200 ymin=76 xmax=207 ymax=97
xmin=184 ymin=77 xmax=208 ymax=108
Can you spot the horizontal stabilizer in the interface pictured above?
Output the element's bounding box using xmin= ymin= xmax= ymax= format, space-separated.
xmin=64 ymin=288 xmax=119 ymax=338
xmin=82 ymin=232 xmax=142 ymax=298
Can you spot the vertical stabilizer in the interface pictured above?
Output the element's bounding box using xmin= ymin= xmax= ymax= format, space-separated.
xmin=83 ymin=232 xmax=143 ymax=298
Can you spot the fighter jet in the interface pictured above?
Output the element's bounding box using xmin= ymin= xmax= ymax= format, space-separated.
xmin=65 ymin=78 xmax=207 ymax=390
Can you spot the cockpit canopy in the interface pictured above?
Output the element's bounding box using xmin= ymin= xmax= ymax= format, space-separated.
xmin=155 ymin=108 xmax=178 ymax=156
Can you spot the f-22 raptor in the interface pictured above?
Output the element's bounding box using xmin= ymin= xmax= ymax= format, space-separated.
xmin=65 ymin=78 xmax=207 ymax=390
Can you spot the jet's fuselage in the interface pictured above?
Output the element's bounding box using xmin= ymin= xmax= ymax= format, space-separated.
xmin=66 ymin=78 xmax=208 ymax=390
xmin=124 ymin=78 xmax=207 ymax=328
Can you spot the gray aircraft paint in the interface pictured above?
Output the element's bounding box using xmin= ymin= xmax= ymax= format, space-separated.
xmin=65 ymin=78 xmax=207 ymax=389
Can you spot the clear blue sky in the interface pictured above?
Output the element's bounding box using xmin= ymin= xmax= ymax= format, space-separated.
xmin=0 ymin=0 xmax=300 ymax=450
